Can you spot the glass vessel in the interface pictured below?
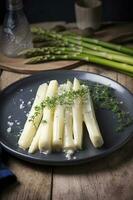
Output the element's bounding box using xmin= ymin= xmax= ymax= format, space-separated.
xmin=1 ymin=0 xmax=33 ymax=57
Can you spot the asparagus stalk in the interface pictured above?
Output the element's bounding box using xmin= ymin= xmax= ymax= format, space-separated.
xmin=28 ymin=122 xmax=42 ymax=153
xmin=83 ymin=88 xmax=104 ymax=148
xmin=20 ymin=46 xmax=133 ymax=65
xmin=26 ymin=53 xmax=133 ymax=76
xmin=33 ymin=35 xmax=51 ymax=43
xmin=63 ymin=36 xmax=125 ymax=55
xmin=33 ymin=39 xmax=68 ymax=49
xmin=30 ymin=27 xmax=133 ymax=76
xmin=63 ymin=81 xmax=75 ymax=151
xmin=52 ymin=85 xmax=65 ymax=151
xmin=38 ymin=80 xmax=58 ymax=153
xmin=18 ymin=83 xmax=48 ymax=149
xmin=72 ymin=78 xmax=83 ymax=149
xmin=31 ymin=27 xmax=132 ymax=56
xmin=31 ymin=28 xmax=120 ymax=55
xmin=76 ymin=36 xmax=133 ymax=56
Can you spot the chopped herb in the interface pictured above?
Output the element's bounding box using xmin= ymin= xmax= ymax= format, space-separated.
xmin=42 ymin=120 xmax=47 ymax=124
xmin=28 ymin=87 xmax=88 ymax=125
xmin=29 ymin=115 xmax=38 ymax=129
xmin=88 ymin=83 xmax=133 ymax=132
xmin=28 ymin=82 xmax=133 ymax=132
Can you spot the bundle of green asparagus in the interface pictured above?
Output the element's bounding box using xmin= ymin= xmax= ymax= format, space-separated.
xmin=19 ymin=27 xmax=133 ymax=76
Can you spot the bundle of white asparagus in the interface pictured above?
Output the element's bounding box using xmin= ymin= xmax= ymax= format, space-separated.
xmin=18 ymin=78 xmax=104 ymax=155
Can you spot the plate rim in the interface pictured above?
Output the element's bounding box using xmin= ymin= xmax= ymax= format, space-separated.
xmin=0 ymin=69 xmax=133 ymax=166
xmin=0 ymin=69 xmax=133 ymax=96
xmin=1 ymin=133 xmax=133 ymax=166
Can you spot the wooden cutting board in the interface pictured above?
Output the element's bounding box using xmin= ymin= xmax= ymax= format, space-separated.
xmin=0 ymin=53 xmax=79 ymax=74
xmin=0 ymin=22 xmax=132 ymax=74
xmin=0 ymin=22 xmax=79 ymax=74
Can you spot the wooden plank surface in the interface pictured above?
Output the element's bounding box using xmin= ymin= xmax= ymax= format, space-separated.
xmin=52 ymin=65 xmax=133 ymax=200
xmin=0 ymin=53 xmax=79 ymax=74
xmin=52 ymin=138 xmax=133 ymax=200
xmin=0 ymin=65 xmax=133 ymax=200
xmin=0 ymin=71 xmax=52 ymax=200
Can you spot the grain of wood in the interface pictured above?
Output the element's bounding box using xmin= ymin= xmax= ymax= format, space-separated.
xmin=0 ymin=71 xmax=52 ymax=200
xmin=95 ymin=23 xmax=133 ymax=42
xmin=0 ymin=52 xmax=79 ymax=74
xmin=117 ymin=73 xmax=133 ymax=93
xmin=0 ymin=63 xmax=133 ymax=200
xmin=0 ymin=71 xmax=29 ymax=89
xmin=52 ymin=138 xmax=133 ymax=200
xmin=1 ymin=156 xmax=52 ymax=200
xmin=52 ymin=66 xmax=133 ymax=200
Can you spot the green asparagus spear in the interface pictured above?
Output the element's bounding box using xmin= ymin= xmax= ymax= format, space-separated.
xmin=25 ymin=52 xmax=133 ymax=76
xmin=31 ymin=27 xmax=133 ymax=56
xmin=19 ymin=46 xmax=133 ymax=65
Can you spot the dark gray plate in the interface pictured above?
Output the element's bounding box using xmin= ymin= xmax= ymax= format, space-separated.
xmin=0 ymin=70 xmax=133 ymax=165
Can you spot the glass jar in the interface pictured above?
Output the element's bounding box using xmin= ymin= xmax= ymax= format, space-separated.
xmin=1 ymin=0 xmax=33 ymax=57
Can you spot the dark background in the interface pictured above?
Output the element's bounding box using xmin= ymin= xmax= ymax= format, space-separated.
xmin=0 ymin=0 xmax=133 ymax=24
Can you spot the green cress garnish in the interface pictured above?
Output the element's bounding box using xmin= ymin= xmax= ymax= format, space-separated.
xmin=29 ymin=83 xmax=133 ymax=132
xmin=89 ymin=83 xmax=133 ymax=131
xmin=29 ymin=86 xmax=88 ymax=124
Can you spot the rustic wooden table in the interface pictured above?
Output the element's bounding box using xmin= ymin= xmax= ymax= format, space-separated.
xmin=0 ymin=65 xmax=133 ymax=200
xmin=0 ymin=23 xmax=133 ymax=200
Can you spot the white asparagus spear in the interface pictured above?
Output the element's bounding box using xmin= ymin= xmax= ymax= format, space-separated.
xmin=83 ymin=89 xmax=104 ymax=148
xmin=72 ymin=78 xmax=83 ymax=149
xmin=28 ymin=123 xmax=42 ymax=153
xmin=38 ymin=80 xmax=58 ymax=153
xmin=63 ymin=81 xmax=75 ymax=151
xmin=18 ymin=83 xmax=48 ymax=149
xmin=52 ymin=85 xmax=65 ymax=150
